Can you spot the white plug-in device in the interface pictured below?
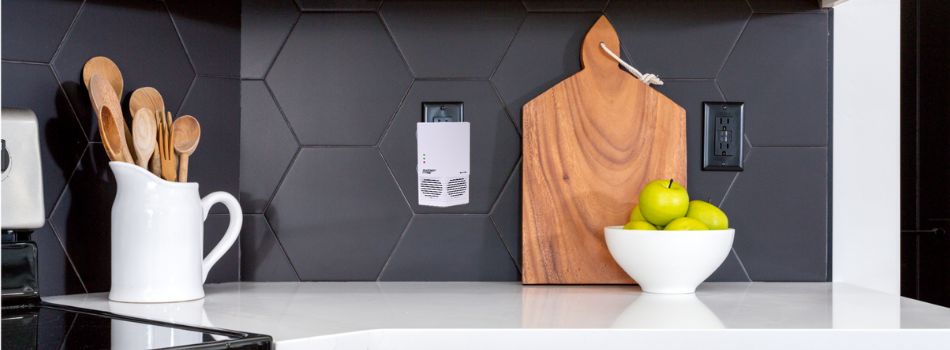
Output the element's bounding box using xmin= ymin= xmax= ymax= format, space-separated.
xmin=417 ymin=117 xmax=470 ymax=207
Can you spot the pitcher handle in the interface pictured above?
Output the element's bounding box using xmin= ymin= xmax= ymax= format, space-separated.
xmin=200 ymin=191 xmax=243 ymax=283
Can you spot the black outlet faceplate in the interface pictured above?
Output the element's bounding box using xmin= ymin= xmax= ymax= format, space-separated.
xmin=702 ymin=101 xmax=744 ymax=171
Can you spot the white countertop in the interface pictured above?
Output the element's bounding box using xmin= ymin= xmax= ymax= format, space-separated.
xmin=46 ymin=282 xmax=950 ymax=349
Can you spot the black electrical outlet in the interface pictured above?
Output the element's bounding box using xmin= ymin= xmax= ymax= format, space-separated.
xmin=423 ymin=102 xmax=463 ymax=123
xmin=703 ymin=101 xmax=744 ymax=171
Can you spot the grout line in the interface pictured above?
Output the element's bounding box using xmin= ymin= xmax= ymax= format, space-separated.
xmin=374 ymin=79 xmax=415 ymax=147
xmin=299 ymin=144 xmax=378 ymax=149
xmin=262 ymin=11 xmax=303 ymax=79
xmin=731 ymin=248 xmax=753 ymax=282
xmin=488 ymin=158 xmax=522 ymax=215
xmin=260 ymin=214 xmax=304 ymax=281
xmin=48 ymin=64 xmax=90 ymax=141
xmin=718 ymin=169 xmax=742 ymax=208
xmin=1 ymin=59 xmax=50 ymax=65
xmin=412 ymin=77 xmax=493 ymax=82
xmin=60 ymin=311 xmax=79 ymax=350
xmin=376 ymin=10 xmax=418 ymax=79
xmin=176 ymin=75 xmax=198 ymax=114
xmin=260 ymin=147 xmax=301 ymax=214
xmin=47 ymin=144 xmax=89 ymax=220
xmin=488 ymin=80 xmax=523 ymax=136
xmin=48 ymin=0 xmax=86 ymax=66
xmin=376 ymin=147 xmax=414 ymax=214
xmin=262 ymin=80 xmax=303 ymax=145
xmin=487 ymin=12 xmax=527 ymax=81
xmin=490 ymin=216 xmax=522 ymax=272
xmin=197 ymin=73 xmax=241 ymax=80
xmin=49 ymin=223 xmax=89 ymax=293
xmin=164 ymin=1 xmax=199 ymax=78
xmin=713 ymin=10 xmax=751 ymax=80
xmin=376 ymin=215 xmax=415 ymax=281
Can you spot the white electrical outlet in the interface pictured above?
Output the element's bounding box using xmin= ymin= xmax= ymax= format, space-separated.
xmin=417 ymin=122 xmax=470 ymax=207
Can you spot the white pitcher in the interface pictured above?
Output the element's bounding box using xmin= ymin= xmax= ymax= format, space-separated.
xmin=109 ymin=161 xmax=242 ymax=303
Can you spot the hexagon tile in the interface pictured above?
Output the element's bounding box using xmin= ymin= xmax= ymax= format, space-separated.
xmin=492 ymin=12 xmax=600 ymax=131
xmin=52 ymin=0 xmax=195 ymax=141
xmin=380 ymin=0 xmax=526 ymax=79
xmin=267 ymin=12 xmax=412 ymax=146
xmin=490 ymin=161 xmax=523 ymax=269
xmin=241 ymin=0 xmax=299 ymax=79
xmin=33 ymin=225 xmax=86 ymax=296
xmin=167 ymin=0 xmax=241 ymax=77
xmin=380 ymin=80 xmax=521 ymax=214
xmin=240 ymin=215 xmax=299 ymax=282
xmin=606 ymin=0 xmax=751 ymax=79
xmin=380 ymin=215 xmax=519 ymax=281
xmin=240 ymin=80 xmax=299 ymax=213
xmin=266 ymin=148 xmax=412 ymax=280
xmin=1 ymin=0 xmax=82 ymax=63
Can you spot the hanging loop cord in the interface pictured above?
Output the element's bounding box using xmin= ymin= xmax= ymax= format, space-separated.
xmin=599 ymin=42 xmax=664 ymax=86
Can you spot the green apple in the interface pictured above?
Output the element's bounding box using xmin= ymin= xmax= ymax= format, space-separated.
xmin=665 ymin=217 xmax=709 ymax=231
xmin=685 ymin=200 xmax=729 ymax=230
xmin=628 ymin=205 xmax=646 ymax=222
xmin=638 ymin=179 xmax=689 ymax=226
xmin=623 ymin=221 xmax=657 ymax=230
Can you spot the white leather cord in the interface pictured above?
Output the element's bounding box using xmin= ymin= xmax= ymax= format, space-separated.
xmin=599 ymin=42 xmax=664 ymax=86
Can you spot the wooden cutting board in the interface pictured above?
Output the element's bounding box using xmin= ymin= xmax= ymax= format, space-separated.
xmin=522 ymin=16 xmax=686 ymax=284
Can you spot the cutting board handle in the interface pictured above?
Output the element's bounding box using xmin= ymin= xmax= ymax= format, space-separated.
xmin=581 ymin=16 xmax=624 ymax=78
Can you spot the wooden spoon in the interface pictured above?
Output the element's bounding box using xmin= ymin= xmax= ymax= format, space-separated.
xmin=82 ymin=56 xmax=123 ymax=97
xmin=130 ymin=87 xmax=165 ymax=176
xmin=89 ymin=75 xmax=134 ymax=163
xmin=172 ymin=115 xmax=200 ymax=182
xmin=99 ymin=105 xmax=130 ymax=163
xmin=132 ymin=109 xmax=157 ymax=169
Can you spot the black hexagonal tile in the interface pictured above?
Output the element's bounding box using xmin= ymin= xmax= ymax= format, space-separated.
xmin=380 ymin=0 xmax=525 ymax=78
xmin=178 ymin=77 xmax=241 ymax=214
xmin=490 ymin=161 xmax=522 ymax=269
xmin=2 ymin=0 xmax=82 ymax=63
xmin=379 ymin=215 xmax=519 ymax=281
xmin=2 ymin=62 xmax=87 ymax=216
xmin=379 ymin=80 xmax=521 ymax=214
xmin=706 ymin=250 xmax=751 ymax=282
xmin=240 ymin=215 xmax=299 ymax=281
xmin=606 ymin=0 xmax=751 ymax=79
xmin=53 ymin=0 xmax=195 ymax=141
xmin=34 ymin=225 xmax=86 ymax=296
xmin=241 ymin=0 xmax=299 ymax=79
xmin=296 ymin=0 xmax=381 ymax=11
xmin=203 ymin=214 xmax=241 ymax=283
xmin=747 ymin=0 xmax=825 ymax=13
xmin=49 ymin=144 xmax=114 ymax=293
xmin=241 ymin=80 xmax=298 ymax=213
xmin=523 ymin=0 xmax=608 ymax=12
xmin=718 ymin=13 xmax=829 ymax=147
xmin=167 ymin=0 xmax=241 ymax=77
xmin=654 ymin=79 xmax=735 ymax=204
xmin=267 ymin=13 xmax=412 ymax=146
xmin=266 ymin=148 xmax=412 ymax=280
xmin=720 ymin=147 xmax=827 ymax=281
xmin=492 ymin=12 xmax=599 ymax=131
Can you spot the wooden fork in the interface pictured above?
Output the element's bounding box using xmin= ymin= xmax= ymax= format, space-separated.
xmin=156 ymin=109 xmax=178 ymax=182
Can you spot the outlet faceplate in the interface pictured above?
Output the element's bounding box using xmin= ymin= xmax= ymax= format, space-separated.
xmin=703 ymin=102 xmax=744 ymax=171
xmin=423 ymin=102 xmax=463 ymax=123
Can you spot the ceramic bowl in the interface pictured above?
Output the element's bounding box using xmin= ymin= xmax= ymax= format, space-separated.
xmin=604 ymin=227 xmax=735 ymax=294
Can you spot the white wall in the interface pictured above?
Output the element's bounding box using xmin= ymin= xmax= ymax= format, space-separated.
xmin=832 ymin=0 xmax=901 ymax=294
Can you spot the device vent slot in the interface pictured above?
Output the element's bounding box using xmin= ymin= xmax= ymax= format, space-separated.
xmin=447 ymin=178 xmax=466 ymax=197
xmin=421 ymin=178 xmax=443 ymax=198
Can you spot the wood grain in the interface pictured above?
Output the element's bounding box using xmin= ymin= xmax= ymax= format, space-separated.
xmin=90 ymin=75 xmax=134 ymax=163
xmin=521 ymin=16 xmax=687 ymax=284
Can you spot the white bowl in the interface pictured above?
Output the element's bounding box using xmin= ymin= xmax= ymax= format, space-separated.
xmin=605 ymin=226 xmax=735 ymax=294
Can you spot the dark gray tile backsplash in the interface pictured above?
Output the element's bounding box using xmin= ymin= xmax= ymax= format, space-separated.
xmin=3 ymin=0 xmax=830 ymax=293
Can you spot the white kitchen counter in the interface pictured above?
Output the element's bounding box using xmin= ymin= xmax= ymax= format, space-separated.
xmin=46 ymin=282 xmax=950 ymax=349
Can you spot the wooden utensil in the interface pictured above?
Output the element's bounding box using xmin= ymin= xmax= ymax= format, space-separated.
xmin=132 ymin=109 xmax=157 ymax=169
xmin=82 ymin=56 xmax=123 ymax=97
xmin=521 ymin=16 xmax=687 ymax=284
xmin=99 ymin=105 xmax=131 ymax=163
xmin=130 ymin=87 xmax=165 ymax=176
xmin=89 ymin=75 xmax=134 ymax=163
xmin=172 ymin=115 xmax=200 ymax=183
xmin=156 ymin=110 xmax=178 ymax=182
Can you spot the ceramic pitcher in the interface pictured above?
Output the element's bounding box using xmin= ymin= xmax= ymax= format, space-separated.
xmin=109 ymin=162 xmax=242 ymax=303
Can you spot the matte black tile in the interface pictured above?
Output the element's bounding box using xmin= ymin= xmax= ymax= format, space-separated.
xmin=178 ymin=77 xmax=241 ymax=214
xmin=380 ymin=0 xmax=525 ymax=78
xmin=297 ymin=0 xmax=381 ymax=11
xmin=240 ymin=215 xmax=299 ymax=281
xmin=1 ymin=0 xmax=82 ymax=63
xmin=240 ymin=80 xmax=298 ymax=213
xmin=747 ymin=0 xmax=825 ymax=13
xmin=52 ymin=0 xmax=195 ymax=141
xmin=653 ymin=80 xmax=735 ymax=205
xmin=266 ymin=13 xmax=412 ymax=145
xmin=718 ymin=13 xmax=829 ymax=147
xmin=379 ymin=215 xmax=519 ymax=281
xmin=606 ymin=0 xmax=751 ymax=79
xmin=1 ymin=62 xmax=87 ymax=216
xmin=241 ymin=0 xmax=299 ymax=79
xmin=379 ymin=81 xmax=521 ymax=214
xmin=492 ymin=12 xmax=599 ymax=131
xmin=490 ymin=162 xmax=522 ymax=269
xmin=204 ymin=214 xmax=241 ymax=283
xmin=35 ymin=225 xmax=86 ymax=296
xmin=167 ymin=0 xmax=241 ymax=77
xmin=706 ymin=250 xmax=751 ymax=282
xmin=49 ymin=145 xmax=114 ymax=293
xmin=522 ymin=0 xmax=607 ymax=12
xmin=720 ymin=147 xmax=827 ymax=281
xmin=266 ymin=148 xmax=412 ymax=280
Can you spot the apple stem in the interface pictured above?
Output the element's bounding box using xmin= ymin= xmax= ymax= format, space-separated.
xmin=668 ymin=178 xmax=674 ymax=188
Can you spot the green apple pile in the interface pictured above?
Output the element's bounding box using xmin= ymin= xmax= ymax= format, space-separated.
xmin=622 ymin=179 xmax=729 ymax=231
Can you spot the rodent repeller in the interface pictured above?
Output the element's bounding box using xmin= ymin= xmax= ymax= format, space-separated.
xmin=417 ymin=102 xmax=470 ymax=207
